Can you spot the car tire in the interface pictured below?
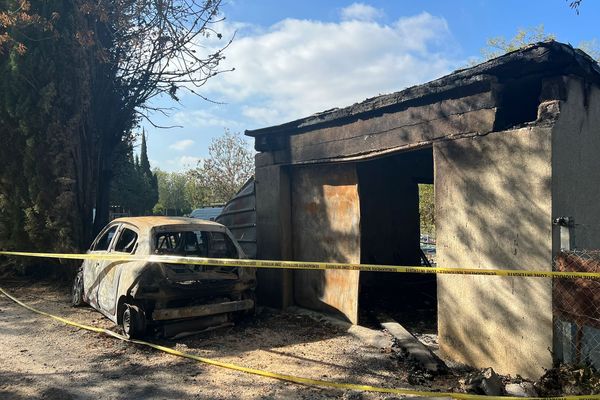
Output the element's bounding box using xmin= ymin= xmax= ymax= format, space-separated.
xmin=71 ymin=270 xmax=85 ymax=307
xmin=121 ymin=303 xmax=146 ymax=339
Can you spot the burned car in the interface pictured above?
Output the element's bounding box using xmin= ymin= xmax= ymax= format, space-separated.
xmin=71 ymin=217 xmax=256 ymax=338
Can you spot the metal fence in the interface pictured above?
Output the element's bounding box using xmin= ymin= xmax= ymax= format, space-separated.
xmin=554 ymin=249 xmax=600 ymax=368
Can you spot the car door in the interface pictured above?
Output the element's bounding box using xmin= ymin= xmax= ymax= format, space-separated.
xmin=97 ymin=225 xmax=139 ymax=317
xmin=84 ymin=224 xmax=119 ymax=308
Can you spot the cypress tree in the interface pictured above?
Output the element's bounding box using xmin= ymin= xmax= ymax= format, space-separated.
xmin=0 ymin=0 xmax=93 ymax=259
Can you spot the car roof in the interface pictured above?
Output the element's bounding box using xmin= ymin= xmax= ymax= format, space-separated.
xmin=111 ymin=216 xmax=224 ymax=231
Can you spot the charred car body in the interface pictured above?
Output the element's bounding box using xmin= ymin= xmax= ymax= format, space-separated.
xmin=72 ymin=217 xmax=256 ymax=338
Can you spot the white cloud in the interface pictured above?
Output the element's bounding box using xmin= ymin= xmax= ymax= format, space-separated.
xmin=173 ymin=109 xmax=242 ymax=128
xmin=340 ymin=3 xmax=384 ymax=22
xmin=179 ymin=156 xmax=202 ymax=169
xmin=169 ymin=139 xmax=195 ymax=151
xmin=241 ymin=106 xmax=283 ymax=126
xmin=166 ymin=155 xmax=202 ymax=170
xmin=202 ymin=12 xmax=461 ymax=126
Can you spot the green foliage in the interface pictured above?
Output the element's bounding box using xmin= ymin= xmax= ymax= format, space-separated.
xmin=481 ymin=25 xmax=555 ymax=60
xmin=109 ymin=132 xmax=159 ymax=216
xmin=418 ymin=184 xmax=435 ymax=237
xmin=153 ymin=170 xmax=194 ymax=216
xmin=152 ymin=130 xmax=254 ymax=215
xmin=0 ymin=0 xmax=90 ymax=256
xmin=0 ymin=0 xmax=228 ymax=274
xmin=577 ymin=39 xmax=600 ymax=61
xmin=479 ymin=25 xmax=600 ymax=63
xmin=183 ymin=171 xmax=211 ymax=209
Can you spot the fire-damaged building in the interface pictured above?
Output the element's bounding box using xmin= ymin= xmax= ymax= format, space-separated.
xmin=243 ymin=42 xmax=600 ymax=378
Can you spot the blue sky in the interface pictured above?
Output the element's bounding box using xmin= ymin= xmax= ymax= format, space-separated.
xmin=142 ymin=0 xmax=600 ymax=171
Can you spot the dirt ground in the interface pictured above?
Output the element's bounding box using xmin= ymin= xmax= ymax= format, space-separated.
xmin=0 ymin=277 xmax=461 ymax=400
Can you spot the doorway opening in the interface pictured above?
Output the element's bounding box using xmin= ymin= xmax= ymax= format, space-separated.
xmin=357 ymin=147 xmax=437 ymax=334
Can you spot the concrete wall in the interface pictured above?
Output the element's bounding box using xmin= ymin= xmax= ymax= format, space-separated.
xmin=255 ymin=164 xmax=294 ymax=308
xmin=436 ymin=126 xmax=553 ymax=378
xmin=552 ymin=77 xmax=600 ymax=250
xmin=551 ymin=77 xmax=600 ymax=366
xmin=291 ymin=163 xmax=361 ymax=323
xmin=263 ymin=87 xmax=498 ymax=165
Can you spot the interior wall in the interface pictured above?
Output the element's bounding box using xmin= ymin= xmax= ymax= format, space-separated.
xmin=435 ymin=126 xmax=553 ymax=378
xmin=357 ymin=149 xmax=435 ymax=327
xmin=291 ymin=163 xmax=361 ymax=323
xmin=357 ymin=154 xmax=421 ymax=267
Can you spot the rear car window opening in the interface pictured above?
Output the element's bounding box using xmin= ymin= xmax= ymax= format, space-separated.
xmin=155 ymin=230 xmax=238 ymax=259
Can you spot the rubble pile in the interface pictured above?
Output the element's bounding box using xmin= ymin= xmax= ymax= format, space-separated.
xmin=536 ymin=364 xmax=600 ymax=396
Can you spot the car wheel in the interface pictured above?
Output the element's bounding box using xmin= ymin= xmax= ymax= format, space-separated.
xmin=121 ymin=303 xmax=146 ymax=339
xmin=71 ymin=270 xmax=85 ymax=307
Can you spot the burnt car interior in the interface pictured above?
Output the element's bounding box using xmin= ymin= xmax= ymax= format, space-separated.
xmin=155 ymin=230 xmax=239 ymax=259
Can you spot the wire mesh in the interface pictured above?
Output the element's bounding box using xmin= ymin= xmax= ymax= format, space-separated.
xmin=553 ymin=249 xmax=600 ymax=368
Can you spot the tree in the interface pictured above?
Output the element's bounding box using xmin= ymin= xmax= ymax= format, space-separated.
xmin=569 ymin=0 xmax=582 ymax=13
xmin=109 ymin=132 xmax=158 ymax=215
xmin=84 ymin=0 xmax=231 ymax=235
xmin=184 ymin=170 xmax=211 ymax=209
xmin=419 ymin=184 xmax=435 ymax=237
xmin=153 ymin=170 xmax=191 ymax=216
xmin=0 ymin=1 xmax=93 ymax=255
xmin=192 ymin=130 xmax=254 ymax=204
xmin=577 ymin=39 xmax=600 ymax=61
xmin=479 ymin=25 xmax=599 ymax=63
xmin=480 ymin=25 xmax=555 ymax=60
xmin=138 ymin=131 xmax=159 ymax=213
xmin=0 ymin=0 xmax=230 ymax=260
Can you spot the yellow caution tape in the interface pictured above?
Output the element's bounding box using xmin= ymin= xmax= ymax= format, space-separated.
xmin=1 ymin=286 xmax=598 ymax=400
xmin=0 ymin=250 xmax=598 ymax=279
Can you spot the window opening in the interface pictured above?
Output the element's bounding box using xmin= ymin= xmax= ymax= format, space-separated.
xmin=93 ymin=226 xmax=118 ymax=251
xmin=114 ymin=228 xmax=138 ymax=253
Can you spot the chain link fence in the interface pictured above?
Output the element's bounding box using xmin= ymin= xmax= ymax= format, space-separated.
xmin=554 ymin=249 xmax=600 ymax=368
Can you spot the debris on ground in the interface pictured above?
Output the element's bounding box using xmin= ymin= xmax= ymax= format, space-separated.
xmin=504 ymin=382 xmax=538 ymax=397
xmin=379 ymin=314 xmax=445 ymax=373
xmin=5 ymin=278 xmax=600 ymax=398
xmin=459 ymin=367 xmax=503 ymax=395
xmin=535 ymin=364 xmax=600 ymax=396
xmin=391 ymin=338 xmax=436 ymax=386
xmin=342 ymin=390 xmax=363 ymax=400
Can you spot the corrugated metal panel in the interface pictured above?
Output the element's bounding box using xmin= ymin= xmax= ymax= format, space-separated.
xmin=216 ymin=177 xmax=256 ymax=258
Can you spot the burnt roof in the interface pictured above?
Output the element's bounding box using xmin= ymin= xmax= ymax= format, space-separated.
xmin=245 ymin=41 xmax=600 ymax=138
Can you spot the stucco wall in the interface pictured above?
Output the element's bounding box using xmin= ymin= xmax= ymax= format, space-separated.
xmin=551 ymin=77 xmax=600 ymax=366
xmin=552 ymin=77 xmax=600 ymax=250
xmin=436 ymin=126 xmax=553 ymax=378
